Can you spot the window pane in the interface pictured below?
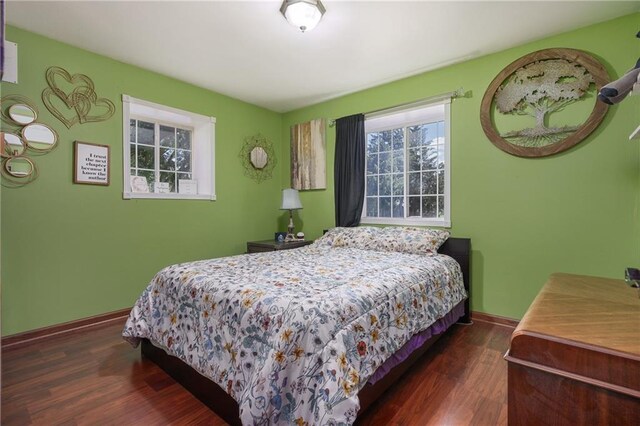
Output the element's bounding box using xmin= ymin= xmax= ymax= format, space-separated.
xmin=392 ymin=151 xmax=404 ymax=173
xmin=392 ymin=173 xmax=404 ymax=195
xmin=392 ymin=197 xmax=404 ymax=218
xmin=408 ymin=196 xmax=421 ymax=217
xmin=367 ymin=133 xmax=379 ymax=153
xmin=177 ymin=172 xmax=192 ymax=180
xmin=408 ymin=172 xmax=420 ymax=195
xmin=137 ymin=169 xmax=155 ymax=188
xmin=159 ymin=171 xmax=176 ymax=192
xmin=137 ymin=145 xmax=154 ymax=169
xmin=130 ymin=168 xmax=136 ymax=176
xmin=177 ymin=128 xmax=191 ymax=150
xmin=422 ymin=196 xmax=437 ymax=218
xmin=422 ymin=146 xmax=437 ymax=170
xmin=137 ymin=121 xmax=155 ymax=146
xmin=407 ymin=125 xmax=422 ymax=148
xmin=160 ymin=148 xmax=176 ymax=171
xmin=130 ymin=119 xmax=136 ymax=143
xmin=379 ymin=151 xmax=391 ymax=174
xmin=392 ymin=128 xmax=404 ymax=150
xmin=130 ymin=144 xmax=136 ymax=168
xmin=379 ymin=174 xmax=391 ymax=196
xmin=408 ymin=148 xmax=421 ymax=171
xmin=379 ymin=197 xmax=391 ymax=217
xmin=367 ymin=153 xmax=378 ymax=175
xmin=422 ymin=171 xmax=437 ymax=195
xmin=424 ymin=123 xmax=438 ymax=145
xmin=380 ymin=130 xmax=392 ymax=151
xmin=366 ymin=175 xmax=378 ymax=196
xmin=363 ymin=113 xmax=447 ymax=221
xmin=366 ymin=197 xmax=378 ymax=216
xmin=176 ymin=150 xmax=191 ymax=172
xmin=160 ymin=125 xmax=176 ymax=148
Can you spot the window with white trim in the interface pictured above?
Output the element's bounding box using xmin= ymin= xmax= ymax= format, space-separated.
xmin=122 ymin=95 xmax=215 ymax=200
xmin=362 ymin=99 xmax=451 ymax=227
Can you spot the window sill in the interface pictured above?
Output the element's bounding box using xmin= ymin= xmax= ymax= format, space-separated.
xmin=123 ymin=192 xmax=216 ymax=201
xmin=361 ymin=216 xmax=451 ymax=228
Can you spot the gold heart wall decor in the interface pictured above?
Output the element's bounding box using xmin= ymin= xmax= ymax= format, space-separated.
xmin=41 ymin=66 xmax=115 ymax=129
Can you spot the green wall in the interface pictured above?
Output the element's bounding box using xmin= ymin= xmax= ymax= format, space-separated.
xmin=2 ymin=13 xmax=639 ymax=335
xmin=1 ymin=27 xmax=284 ymax=335
xmin=281 ymin=13 xmax=640 ymax=319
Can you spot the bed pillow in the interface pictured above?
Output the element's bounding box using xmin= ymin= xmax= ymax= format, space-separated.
xmin=376 ymin=226 xmax=450 ymax=255
xmin=312 ymin=226 xmax=382 ymax=250
xmin=313 ymin=226 xmax=448 ymax=255
xmin=311 ymin=227 xmax=344 ymax=248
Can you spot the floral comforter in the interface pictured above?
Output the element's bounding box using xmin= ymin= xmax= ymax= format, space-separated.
xmin=123 ymin=244 xmax=466 ymax=425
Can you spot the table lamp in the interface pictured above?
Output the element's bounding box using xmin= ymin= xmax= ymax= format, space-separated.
xmin=281 ymin=188 xmax=302 ymax=242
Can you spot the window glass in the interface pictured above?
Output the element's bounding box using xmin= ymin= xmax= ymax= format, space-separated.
xmin=362 ymin=101 xmax=450 ymax=225
xmin=124 ymin=96 xmax=216 ymax=200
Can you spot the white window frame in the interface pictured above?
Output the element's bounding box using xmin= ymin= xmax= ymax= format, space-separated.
xmin=361 ymin=97 xmax=451 ymax=228
xmin=122 ymin=95 xmax=216 ymax=200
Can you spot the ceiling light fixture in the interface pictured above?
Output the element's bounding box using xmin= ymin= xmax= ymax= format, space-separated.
xmin=280 ymin=0 xmax=326 ymax=33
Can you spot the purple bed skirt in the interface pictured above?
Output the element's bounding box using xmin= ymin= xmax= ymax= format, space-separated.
xmin=366 ymin=300 xmax=466 ymax=385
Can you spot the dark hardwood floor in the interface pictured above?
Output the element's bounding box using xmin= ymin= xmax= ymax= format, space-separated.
xmin=2 ymin=319 xmax=513 ymax=425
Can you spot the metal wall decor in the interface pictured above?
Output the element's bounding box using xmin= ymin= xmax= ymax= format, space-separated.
xmin=0 ymin=131 xmax=39 ymax=186
xmin=3 ymin=155 xmax=37 ymax=182
xmin=41 ymin=66 xmax=115 ymax=128
xmin=21 ymin=122 xmax=58 ymax=153
xmin=1 ymin=132 xmax=26 ymax=157
xmin=480 ymin=48 xmax=610 ymax=157
xmin=1 ymin=94 xmax=58 ymax=187
xmin=239 ymin=134 xmax=277 ymax=183
xmin=1 ymin=94 xmax=38 ymax=126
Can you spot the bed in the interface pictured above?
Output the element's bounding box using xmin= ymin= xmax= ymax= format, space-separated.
xmin=123 ymin=227 xmax=471 ymax=425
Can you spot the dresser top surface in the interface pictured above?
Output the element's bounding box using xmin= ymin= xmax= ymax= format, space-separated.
xmin=513 ymin=273 xmax=640 ymax=357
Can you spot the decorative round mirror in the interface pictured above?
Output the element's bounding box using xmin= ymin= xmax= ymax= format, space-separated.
xmin=22 ymin=123 xmax=58 ymax=152
xmin=1 ymin=94 xmax=40 ymax=127
xmin=8 ymin=104 xmax=37 ymax=125
xmin=1 ymin=132 xmax=26 ymax=157
xmin=239 ymin=134 xmax=278 ymax=183
xmin=4 ymin=156 xmax=35 ymax=178
xmin=250 ymin=146 xmax=268 ymax=169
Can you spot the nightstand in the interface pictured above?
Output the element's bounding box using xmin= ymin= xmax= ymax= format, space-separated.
xmin=246 ymin=239 xmax=313 ymax=253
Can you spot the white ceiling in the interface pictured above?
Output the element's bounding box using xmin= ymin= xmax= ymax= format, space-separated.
xmin=6 ymin=1 xmax=639 ymax=112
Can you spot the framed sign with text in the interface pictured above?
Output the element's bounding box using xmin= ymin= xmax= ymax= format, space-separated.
xmin=73 ymin=141 xmax=110 ymax=185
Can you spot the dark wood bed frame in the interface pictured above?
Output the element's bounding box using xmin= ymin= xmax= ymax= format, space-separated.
xmin=140 ymin=237 xmax=471 ymax=425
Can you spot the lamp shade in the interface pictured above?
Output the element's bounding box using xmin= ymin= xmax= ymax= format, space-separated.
xmin=281 ymin=188 xmax=303 ymax=210
xmin=280 ymin=0 xmax=326 ymax=32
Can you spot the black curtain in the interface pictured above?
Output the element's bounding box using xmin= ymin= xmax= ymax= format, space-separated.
xmin=334 ymin=113 xmax=365 ymax=227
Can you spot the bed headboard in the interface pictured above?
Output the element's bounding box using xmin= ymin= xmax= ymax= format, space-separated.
xmin=438 ymin=237 xmax=471 ymax=324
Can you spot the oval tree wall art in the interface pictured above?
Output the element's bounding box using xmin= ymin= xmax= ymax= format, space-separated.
xmin=480 ymin=48 xmax=610 ymax=157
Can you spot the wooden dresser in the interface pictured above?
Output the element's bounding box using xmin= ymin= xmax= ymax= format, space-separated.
xmin=506 ymin=273 xmax=640 ymax=425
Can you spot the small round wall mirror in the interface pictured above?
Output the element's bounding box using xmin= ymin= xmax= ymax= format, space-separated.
xmin=250 ymin=146 xmax=268 ymax=169
xmin=22 ymin=123 xmax=58 ymax=152
xmin=9 ymin=104 xmax=37 ymax=125
xmin=1 ymin=132 xmax=26 ymax=157
xmin=4 ymin=156 xmax=35 ymax=178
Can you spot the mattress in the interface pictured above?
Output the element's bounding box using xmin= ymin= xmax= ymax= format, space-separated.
xmin=123 ymin=244 xmax=466 ymax=425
